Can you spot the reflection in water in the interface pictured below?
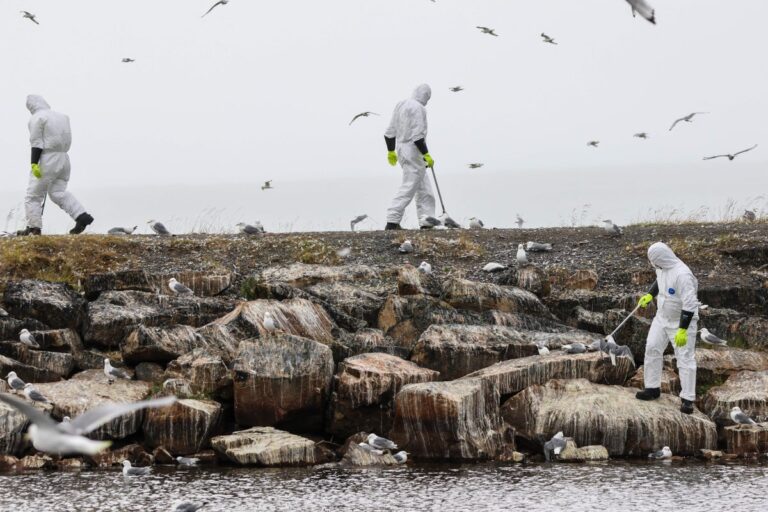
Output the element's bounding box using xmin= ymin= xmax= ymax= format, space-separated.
xmin=0 ymin=461 xmax=766 ymax=512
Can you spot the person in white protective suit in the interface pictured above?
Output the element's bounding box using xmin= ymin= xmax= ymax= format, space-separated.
xmin=383 ymin=84 xmax=436 ymax=230
xmin=635 ymin=242 xmax=699 ymax=414
xmin=18 ymin=95 xmax=94 ymax=236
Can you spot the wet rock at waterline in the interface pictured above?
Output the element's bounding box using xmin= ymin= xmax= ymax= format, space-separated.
xmin=0 ymin=400 xmax=29 ymax=456
xmin=724 ymin=423 xmax=768 ymax=455
xmin=143 ymin=399 xmax=222 ymax=455
xmin=701 ymin=371 xmax=768 ymax=428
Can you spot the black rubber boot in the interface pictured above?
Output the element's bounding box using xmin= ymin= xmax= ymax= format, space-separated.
xmin=16 ymin=227 xmax=42 ymax=236
xmin=385 ymin=223 xmax=402 ymax=231
xmin=680 ymin=399 xmax=694 ymax=415
xmin=70 ymin=213 xmax=94 ymax=234
xmin=635 ymin=388 xmax=661 ymax=401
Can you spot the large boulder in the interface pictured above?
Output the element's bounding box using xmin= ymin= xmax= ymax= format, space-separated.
xmin=34 ymin=370 xmax=154 ymax=439
xmin=327 ymin=353 xmax=439 ymax=439
xmin=0 ymin=354 xmax=62 ymax=383
xmin=232 ymin=334 xmax=334 ymax=432
xmin=0 ymin=400 xmax=28 ymax=456
xmin=210 ymin=427 xmax=332 ymax=466
xmin=724 ymin=423 xmax=768 ymax=456
xmin=701 ymin=371 xmax=768 ymax=428
xmin=516 ymin=265 xmax=551 ymax=298
xmin=390 ymin=379 xmax=506 ymax=461
xmin=0 ymin=317 xmax=49 ymax=342
xmin=121 ymin=325 xmax=205 ymax=365
xmin=627 ymin=365 xmax=681 ymax=394
xmin=3 ymin=280 xmax=86 ymax=329
xmin=328 ymin=328 xmax=411 ymax=362
xmin=730 ymin=316 xmax=768 ymax=352
xmin=461 ymin=352 xmax=635 ymax=400
xmin=411 ymin=325 xmax=601 ymax=381
xmin=441 ymin=278 xmax=550 ymax=316
xmin=84 ymin=270 xmax=233 ymax=299
xmin=666 ymin=348 xmax=768 ymax=386
xmin=261 ymin=263 xmax=380 ymax=289
xmin=25 ymin=328 xmax=81 ymax=352
xmin=397 ymin=264 xmax=441 ymax=297
xmin=84 ymin=291 xmax=236 ymax=349
xmin=0 ymin=344 xmax=74 ymax=379
xmin=502 ymin=379 xmax=717 ymax=456
xmin=165 ymin=349 xmax=232 ymax=399
xmin=304 ymin=282 xmax=385 ymax=327
xmin=143 ymin=399 xmax=222 ymax=455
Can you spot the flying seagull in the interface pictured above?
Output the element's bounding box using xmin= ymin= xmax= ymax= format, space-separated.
xmin=202 ymin=0 xmax=229 ymax=18
xmin=174 ymin=503 xmax=208 ymax=512
xmin=122 ymin=58 xmax=136 ymax=63
xmin=515 ymin=214 xmax=525 ymax=229
xmin=176 ymin=456 xmax=200 ymax=466
xmin=367 ymin=433 xmax=398 ymax=450
xmin=23 ymin=384 xmax=49 ymax=404
xmin=19 ymin=329 xmax=40 ymax=349
xmin=648 ymin=446 xmax=672 ymax=459
xmin=108 ymin=226 xmax=137 ymax=235
xmin=634 ymin=132 xmax=649 ymax=139
xmin=104 ymin=359 xmax=132 ymax=382
xmin=168 ymin=278 xmax=194 ymax=296
xmin=516 ymin=244 xmax=528 ymax=264
xmin=669 ymin=112 xmax=708 ymax=131
xmin=261 ymin=180 xmax=273 ymax=191
xmin=468 ymin=163 xmax=484 ymax=169
xmin=698 ymin=328 xmax=728 ymax=346
xmin=21 ymin=11 xmax=39 ymax=25
xmin=587 ymin=141 xmax=600 ymax=148
xmin=703 ymin=145 xmax=758 ymax=162
xmin=541 ymin=33 xmax=557 ymax=45
xmin=349 ymin=112 xmax=379 ymax=125
xmin=350 ymin=214 xmax=368 ymax=231
xmin=543 ymin=432 xmax=567 ymax=462
xmin=5 ymin=372 xmax=25 ymax=392
xmin=236 ymin=222 xmax=263 ymax=235
xmin=476 ymin=26 xmax=498 ymax=37
xmin=469 ymin=217 xmax=484 ymax=229
xmin=730 ymin=406 xmax=756 ymax=426
xmin=603 ymin=219 xmax=623 ymax=236
xmin=147 ymin=220 xmax=171 ymax=236
xmin=0 ymin=392 xmax=176 ymax=456
xmin=122 ymin=460 xmax=151 ymax=476
xmin=627 ymin=0 xmax=656 ymax=24
xmin=449 ymin=86 xmax=464 ymax=93
xmin=393 ymin=451 xmax=409 ymax=464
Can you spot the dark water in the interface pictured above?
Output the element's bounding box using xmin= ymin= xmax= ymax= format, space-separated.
xmin=1 ymin=461 xmax=766 ymax=512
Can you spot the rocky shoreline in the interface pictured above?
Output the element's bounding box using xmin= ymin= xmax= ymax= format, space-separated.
xmin=1 ymin=224 xmax=768 ymax=472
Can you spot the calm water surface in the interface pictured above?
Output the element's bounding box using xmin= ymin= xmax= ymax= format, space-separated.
xmin=0 ymin=461 xmax=766 ymax=512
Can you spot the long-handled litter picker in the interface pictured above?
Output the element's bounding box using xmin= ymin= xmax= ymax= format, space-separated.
xmin=429 ymin=165 xmax=460 ymax=229
xmin=602 ymin=303 xmax=642 ymax=365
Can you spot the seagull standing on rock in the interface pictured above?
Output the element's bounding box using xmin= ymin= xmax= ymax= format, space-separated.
xmin=648 ymin=446 xmax=672 ymax=459
xmin=23 ymin=384 xmax=50 ymax=403
xmin=263 ymin=312 xmax=277 ymax=333
xmin=730 ymin=406 xmax=756 ymax=426
xmin=603 ymin=220 xmax=623 ymax=236
xmin=367 ymin=433 xmax=398 ymax=451
xmin=169 ymin=278 xmax=194 ymax=296
xmin=19 ymin=329 xmax=40 ymax=349
xmin=543 ymin=432 xmax=567 ymax=461
xmin=5 ymin=372 xmax=26 ymax=392
xmin=104 ymin=359 xmax=132 ymax=382
xmin=698 ymin=328 xmax=728 ymax=346
xmin=469 ymin=217 xmax=484 ymax=229
xmin=516 ymin=244 xmax=528 ymax=264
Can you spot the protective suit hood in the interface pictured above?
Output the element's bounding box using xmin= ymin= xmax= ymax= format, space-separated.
xmin=648 ymin=242 xmax=680 ymax=270
xmin=27 ymin=95 xmax=50 ymax=114
xmin=411 ymin=84 xmax=431 ymax=106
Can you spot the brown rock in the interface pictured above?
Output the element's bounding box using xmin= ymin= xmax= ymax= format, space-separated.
xmin=152 ymin=447 xmax=175 ymax=465
xmin=627 ymin=365 xmax=681 ymax=394
xmin=731 ymin=316 xmax=768 ymax=351
xmin=502 ymin=379 xmax=717 ymax=456
xmin=0 ymin=345 xmax=73 ymax=379
xmin=165 ymin=349 xmax=232 ymax=399
xmin=557 ymin=439 xmax=610 ymax=462
xmin=565 ymin=270 xmax=599 ymax=291
xmin=397 ymin=264 xmax=440 ymax=297
xmin=328 ymin=353 xmax=439 ymax=439
xmin=339 ymin=433 xmax=399 ymax=467
xmin=329 ymin=328 xmax=411 ymax=362
xmin=84 ymin=270 xmax=232 ymax=299
xmin=261 ymin=263 xmax=380 ymax=288
xmin=210 ymin=427 xmax=333 ymax=466
xmin=88 ymin=444 xmax=152 ymax=468
xmin=390 ymin=378 xmax=505 ymax=461
xmin=441 ymin=278 xmax=550 ymax=316
xmin=304 ymin=282 xmax=385 ymax=327
xmin=724 ymin=423 xmax=768 ymax=456
xmin=0 ymin=354 xmax=62 ymax=384
xmin=26 ymin=328 xmax=81 ymax=351
xmin=699 ymin=449 xmax=724 ymax=460
xmin=122 ymin=324 xmax=206 ymax=365
xmin=517 ymin=265 xmax=551 ymax=298
xmin=0 ymin=400 xmax=28 ymax=456
xmin=18 ymin=454 xmax=54 ymax=470
xmin=0 ymin=455 xmax=19 ymax=471
xmin=135 ymin=362 xmax=166 ymax=384
xmin=144 ymin=399 xmax=222 ymax=455
xmin=56 ymin=458 xmax=85 ymax=470
xmin=162 ymin=378 xmax=194 ymax=399
xmin=232 ymin=334 xmax=333 ymax=432
xmin=461 ymin=352 xmax=635 ymax=400
xmin=701 ymin=371 xmax=768 ymax=427
xmin=666 ymin=348 xmax=768 ymax=386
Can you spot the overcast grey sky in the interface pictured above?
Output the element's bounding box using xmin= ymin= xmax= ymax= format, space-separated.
xmin=1 ymin=1 xmax=766 ymax=233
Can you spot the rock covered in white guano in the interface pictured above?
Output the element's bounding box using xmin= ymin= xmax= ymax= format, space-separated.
xmin=461 ymin=352 xmax=635 ymax=399
xmin=724 ymin=423 xmax=768 ymax=455
xmin=143 ymin=399 xmax=222 ymax=455
xmin=502 ymin=379 xmax=717 ymax=456
xmin=627 ymin=365 xmax=681 ymax=394
xmin=84 ymin=270 xmax=233 ymax=299
xmin=0 ymin=317 xmax=49 ymax=342
xmin=328 ymin=353 xmax=438 ymax=438
xmin=305 ymin=282 xmax=385 ymax=326
xmin=0 ymin=344 xmax=74 ymax=379
xmin=121 ymin=324 xmax=206 ymax=364
xmin=232 ymin=334 xmax=333 ymax=432
xmin=666 ymin=348 xmax=768 ymax=386
xmin=701 ymin=371 xmax=768 ymax=428
xmin=84 ymin=290 xmax=236 ymax=349
xmin=210 ymin=427 xmax=332 ymax=467
xmin=516 ymin=265 xmax=551 ymax=298
xmin=390 ymin=378 xmax=505 ymax=460
xmin=0 ymin=400 xmax=29 ymax=456
xmin=440 ymin=278 xmax=551 ymax=316
xmin=34 ymin=370 xmax=153 ymax=440
xmin=2 ymin=280 xmax=86 ymax=329
xmin=397 ymin=264 xmax=441 ymax=297
xmin=22 ymin=328 xmax=81 ymax=351
xmin=329 ymin=328 xmax=411 ymax=362
xmin=565 ymin=270 xmax=599 ymax=291
xmin=261 ymin=263 xmax=380 ymax=289
xmin=0 ymin=354 xmax=62 ymax=383
xmin=165 ymin=349 xmax=232 ymax=399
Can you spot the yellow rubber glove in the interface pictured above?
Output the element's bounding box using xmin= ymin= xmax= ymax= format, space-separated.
xmin=638 ymin=293 xmax=654 ymax=309
xmin=387 ymin=151 xmax=398 ymax=166
xmin=423 ymin=153 xmax=435 ymax=168
xmin=31 ymin=163 xmax=42 ymax=179
xmin=674 ymin=328 xmax=688 ymax=347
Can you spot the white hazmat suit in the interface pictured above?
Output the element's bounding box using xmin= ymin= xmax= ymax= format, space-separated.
xmin=384 ymin=84 xmax=436 ymax=227
xmin=644 ymin=242 xmax=699 ymax=402
xmin=24 ymin=95 xmax=87 ymax=229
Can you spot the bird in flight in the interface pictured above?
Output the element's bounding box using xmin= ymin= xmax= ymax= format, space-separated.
xmin=468 ymin=163 xmax=484 ymax=169
xmin=627 ymin=0 xmax=656 ymax=24
xmin=449 ymin=86 xmax=464 ymax=93
xmin=541 ymin=33 xmax=557 ymax=45
xmin=202 ymin=0 xmax=229 ymax=18
xmin=634 ymin=132 xmax=649 ymax=139
xmin=262 ymin=180 xmax=273 ymax=191
xmin=349 ymin=112 xmax=379 ymax=125
xmin=669 ymin=112 xmax=708 ymax=131
xmin=122 ymin=58 xmax=136 ymax=63
xmin=515 ymin=214 xmax=525 ymax=229
xmin=587 ymin=141 xmax=600 ymax=148
xmin=20 ymin=11 xmax=39 ymax=25
xmin=476 ymin=26 xmax=498 ymax=37
xmin=703 ymin=144 xmax=758 ymax=162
